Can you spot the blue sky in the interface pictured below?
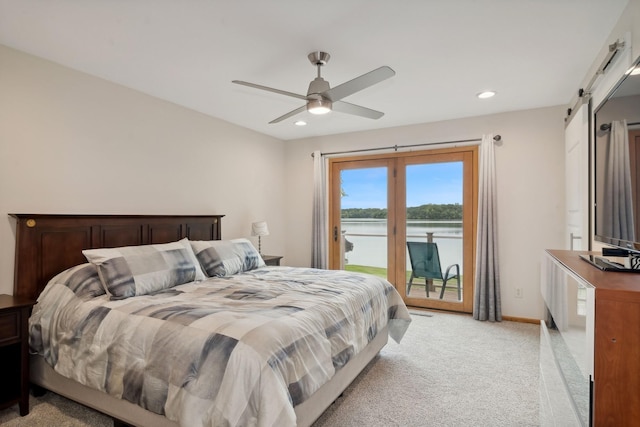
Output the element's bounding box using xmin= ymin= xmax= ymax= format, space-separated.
xmin=341 ymin=162 xmax=463 ymax=209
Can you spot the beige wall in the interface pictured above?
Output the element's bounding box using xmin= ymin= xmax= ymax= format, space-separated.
xmin=0 ymin=45 xmax=286 ymax=295
xmin=283 ymin=106 xmax=566 ymax=320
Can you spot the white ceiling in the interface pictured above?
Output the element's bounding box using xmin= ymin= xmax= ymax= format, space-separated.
xmin=0 ymin=0 xmax=630 ymax=141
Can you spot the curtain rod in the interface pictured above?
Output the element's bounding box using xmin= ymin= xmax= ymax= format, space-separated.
xmin=311 ymin=134 xmax=501 ymax=158
xmin=600 ymin=121 xmax=640 ymax=131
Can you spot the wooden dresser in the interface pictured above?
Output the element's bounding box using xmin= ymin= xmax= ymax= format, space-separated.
xmin=541 ymin=250 xmax=640 ymax=426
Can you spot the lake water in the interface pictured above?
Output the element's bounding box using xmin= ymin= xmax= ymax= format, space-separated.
xmin=341 ymin=218 xmax=464 ymax=270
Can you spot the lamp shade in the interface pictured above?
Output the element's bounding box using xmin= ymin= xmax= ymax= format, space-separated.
xmin=251 ymin=221 xmax=269 ymax=237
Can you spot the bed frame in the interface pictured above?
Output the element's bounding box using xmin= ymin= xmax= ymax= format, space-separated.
xmin=11 ymin=214 xmax=387 ymax=427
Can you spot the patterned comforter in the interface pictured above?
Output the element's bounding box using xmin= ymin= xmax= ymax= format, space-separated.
xmin=29 ymin=266 xmax=411 ymax=427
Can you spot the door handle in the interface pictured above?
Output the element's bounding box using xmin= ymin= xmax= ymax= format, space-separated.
xmin=333 ymin=226 xmax=338 ymax=242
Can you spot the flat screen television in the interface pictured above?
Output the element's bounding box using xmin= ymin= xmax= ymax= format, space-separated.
xmin=592 ymin=54 xmax=640 ymax=268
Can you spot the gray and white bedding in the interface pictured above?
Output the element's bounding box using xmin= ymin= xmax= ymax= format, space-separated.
xmin=30 ymin=265 xmax=411 ymax=427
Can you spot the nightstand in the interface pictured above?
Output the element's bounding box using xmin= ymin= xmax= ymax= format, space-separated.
xmin=0 ymin=295 xmax=35 ymax=416
xmin=262 ymin=255 xmax=283 ymax=266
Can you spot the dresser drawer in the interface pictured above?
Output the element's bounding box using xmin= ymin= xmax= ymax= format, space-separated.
xmin=0 ymin=311 xmax=20 ymax=343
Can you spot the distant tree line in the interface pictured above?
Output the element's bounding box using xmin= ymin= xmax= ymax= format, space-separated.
xmin=341 ymin=203 xmax=462 ymax=220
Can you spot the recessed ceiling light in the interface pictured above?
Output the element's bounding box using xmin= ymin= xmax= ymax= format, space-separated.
xmin=477 ymin=91 xmax=496 ymax=99
xmin=630 ymin=66 xmax=640 ymax=76
xmin=294 ymin=120 xmax=307 ymax=126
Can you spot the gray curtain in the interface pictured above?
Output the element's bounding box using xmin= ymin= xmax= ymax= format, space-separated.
xmin=311 ymin=151 xmax=328 ymax=268
xmin=603 ymin=120 xmax=634 ymax=242
xmin=474 ymin=134 xmax=502 ymax=321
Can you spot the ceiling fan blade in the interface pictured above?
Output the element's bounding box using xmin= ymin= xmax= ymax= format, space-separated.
xmin=324 ymin=66 xmax=395 ymax=102
xmin=269 ymin=105 xmax=307 ymax=124
xmin=333 ymin=101 xmax=384 ymax=119
xmin=232 ymin=80 xmax=308 ymax=101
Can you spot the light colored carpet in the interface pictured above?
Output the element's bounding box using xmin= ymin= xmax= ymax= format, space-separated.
xmin=314 ymin=310 xmax=539 ymax=426
xmin=0 ymin=392 xmax=111 ymax=427
xmin=0 ymin=310 xmax=539 ymax=426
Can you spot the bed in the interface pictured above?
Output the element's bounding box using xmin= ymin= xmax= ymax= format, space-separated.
xmin=11 ymin=214 xmax=411 ymax=427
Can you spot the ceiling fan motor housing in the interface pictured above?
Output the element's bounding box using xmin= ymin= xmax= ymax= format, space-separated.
xmin=307 ymin=76 xmax=332 ymax=114
xmin=307 ymin=77 xmax=330 ymax=98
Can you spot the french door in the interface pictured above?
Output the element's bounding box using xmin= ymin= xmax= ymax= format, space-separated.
xmin=328 ymin=147 xmax=477 ymax=312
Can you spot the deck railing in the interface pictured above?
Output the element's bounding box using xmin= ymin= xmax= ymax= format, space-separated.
xmin=339 ymin=230 xmax=462 ymax=269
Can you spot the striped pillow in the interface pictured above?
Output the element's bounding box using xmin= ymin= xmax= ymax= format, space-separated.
xmin=83 ymin=238 xmax=206 ymax=300
xmin=190 ymin=238 xmax=265 ymax=277
xmin=50 ymin=263 xmax=106 ymax=300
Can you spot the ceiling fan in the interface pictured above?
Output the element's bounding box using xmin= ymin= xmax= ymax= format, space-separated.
xmin=232 ymin=51 xmax=395 ymax=124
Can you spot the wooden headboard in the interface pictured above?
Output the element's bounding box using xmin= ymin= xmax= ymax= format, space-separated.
xmin=10 ymin=214 xmax=224 ymax=301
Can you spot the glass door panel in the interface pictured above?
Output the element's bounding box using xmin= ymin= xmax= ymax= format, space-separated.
xmin=405 ymin=162 xmax=464 ymax=303
xmin=399 ymin=150 xmax=475 ymax=312
xmin=337 ymin=166 xmax=389 ymax=279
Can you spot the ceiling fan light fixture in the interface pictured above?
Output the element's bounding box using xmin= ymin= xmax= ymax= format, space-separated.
xmin=307 ymin=98 xmax=332 ymax=115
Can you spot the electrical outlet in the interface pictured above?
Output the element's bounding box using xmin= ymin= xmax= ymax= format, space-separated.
xmin=515 ymin=288 xmax=523 ymax=298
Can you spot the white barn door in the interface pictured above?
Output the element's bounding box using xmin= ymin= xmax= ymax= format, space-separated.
xmin=565 ymin=103 xmax=589 ymax=250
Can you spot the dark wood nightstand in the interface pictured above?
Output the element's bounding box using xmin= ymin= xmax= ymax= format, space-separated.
xmin=0 ymin=295 xmax=35 ymax=416
xmin=262 ymin=255 xmax=283 ymax=266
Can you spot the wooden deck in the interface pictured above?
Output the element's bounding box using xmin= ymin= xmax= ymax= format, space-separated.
xmin=405 ymin=280 xmax=462 ymax=302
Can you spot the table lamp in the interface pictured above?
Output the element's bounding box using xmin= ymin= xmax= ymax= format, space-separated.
xmin=251 ymin=221 xmax=269 ymax=254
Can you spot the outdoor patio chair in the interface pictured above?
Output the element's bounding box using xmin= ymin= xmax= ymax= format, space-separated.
xmin=406 ymin=241 xmax=461 ymax=300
